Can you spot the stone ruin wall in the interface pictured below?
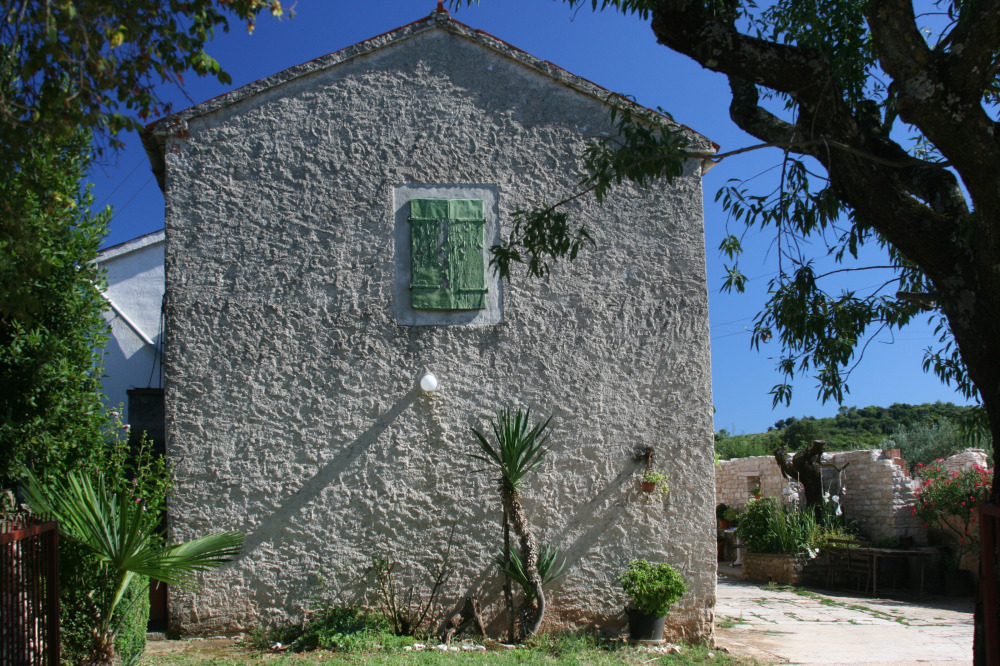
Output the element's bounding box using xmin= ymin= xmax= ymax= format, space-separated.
xmin=714 ymin=455 xmax=788 ymax=512
xmin=715 ymin=448 xmax=989 ymax=546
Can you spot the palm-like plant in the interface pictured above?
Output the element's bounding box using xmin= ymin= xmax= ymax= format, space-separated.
xmin=495 ymin=543 xmax=566 ymax=605
xmin=22 ymin=469 xmax=244 ymax=666
xmin=470 ymin=408 xmax=552 ymax=638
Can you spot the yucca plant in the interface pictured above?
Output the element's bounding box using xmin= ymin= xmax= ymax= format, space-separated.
xmin=495 ymin=543 xmax=566 ymax=604
xmin=22 ymin=469 xmax=244 ymax=666
xmin=470 ymin=408 xmax=552 ymax=638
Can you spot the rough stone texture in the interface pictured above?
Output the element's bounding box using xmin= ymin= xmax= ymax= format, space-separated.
xmin=155 ymin=15 xmax=715 ymax=641
xmin=820 ymin=449 xmax=926 ymax=545
xmin=714 ymin=455 xmax=790 ymax=511
xmin=717 ymin=449 xmax=991 ymax=549
xmin=741 ymin=552 xmax=813 ymax=586
xmin=936 ymin=448 xmax=989 ymax=473
xmin=716 ymin=449 xmax=923 ymax=544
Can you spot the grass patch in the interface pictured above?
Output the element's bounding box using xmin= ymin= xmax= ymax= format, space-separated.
xmin=139 ymin=634 xmax=763 ymax=665
xmin=779 ymin=586 xmax=913 ymax=624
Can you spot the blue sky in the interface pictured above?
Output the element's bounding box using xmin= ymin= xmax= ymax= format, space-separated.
xmin=87 ymin=0 xmax=975 ymax=434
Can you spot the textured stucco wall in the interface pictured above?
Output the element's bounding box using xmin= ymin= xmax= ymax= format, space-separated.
xmin=160 ymin=18 xmax=715 ymax=641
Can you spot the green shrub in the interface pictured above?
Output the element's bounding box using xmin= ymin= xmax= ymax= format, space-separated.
xmin=0 ymin=130 xmax=109 ymax=491
xmin=714 ymin=432 xmax=779 ymax=460
xmin=114 ymin=573 xmax=150 ymax=664
xmin=619 ymin=560 xmax=687 ymax=617
xmin=767 ymin=505 xmax=816 ymax=554
xmin=59 ymin=543 xmax=149 ymax=664
xmin=737 ymin=498 xmax=819 ymax=555
xmin=49 ymin=412 xmax=173 ymax=664
xmin=880 ymin=420 xmax=992 ymax=471
xmin=910 ymin=462 xmax=993 ymax=561
xmin=250 ymin=605 xmax=398 ymax=653
xmin=734 ymin=498 xmax=778 ymax=553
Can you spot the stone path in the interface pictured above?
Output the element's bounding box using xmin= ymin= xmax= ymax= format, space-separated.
xmin=714 ymin=573 xmax=975 ymax=665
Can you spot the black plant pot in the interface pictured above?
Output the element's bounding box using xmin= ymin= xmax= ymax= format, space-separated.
xmin=625 ymin=607 xmax=666 ymax=642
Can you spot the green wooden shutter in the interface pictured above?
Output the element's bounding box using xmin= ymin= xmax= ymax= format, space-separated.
xmin=409 ymin=198 xmax=487 ymax=310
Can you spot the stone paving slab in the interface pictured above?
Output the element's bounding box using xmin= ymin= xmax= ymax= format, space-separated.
xmin=715 ymin=574 xmax=974 ymax=665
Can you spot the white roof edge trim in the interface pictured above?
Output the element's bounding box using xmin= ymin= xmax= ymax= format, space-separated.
xmin=148 ymin=15 xmax=714 ymax=151
xmin=98 ymin=229 xmax=165 ymax=263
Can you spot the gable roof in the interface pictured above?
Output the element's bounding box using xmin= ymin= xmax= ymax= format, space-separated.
xmin=98 ymin=229 xmax=165 ymax=263
xmin=142 ymin=5 xmax=716 ymax=192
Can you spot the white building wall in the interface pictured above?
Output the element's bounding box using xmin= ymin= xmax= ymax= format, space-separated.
xmin=97 ymin=230 xmax=165 ymax=421
xmin=153 ymin=17 xmax=716 ymax=641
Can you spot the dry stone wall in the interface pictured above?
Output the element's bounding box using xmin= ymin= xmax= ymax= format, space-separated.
xmin=819 ymin=449 xmax=924 ymax=544
xmin=938 ymin=449 xmax=989 ymax=473
xmin=714 ymin=455 xmax=789 ymax=512
xmin=717 ymin=448 xmax=990 ymax=546
xmin=157 ymin=18 xmax=716 ymax=641
xmin=715 ymin=448 xmax=992 ymax=545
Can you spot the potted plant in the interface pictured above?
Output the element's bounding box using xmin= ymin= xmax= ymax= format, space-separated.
xmin=641 ymin=469 xmax=670 ymax=496
xmin=722 ymin=507 xmax=741 ymax=527
xmin=620 ymin=560 xmax=687 ymax=642
xmin=716 ymin=503 xmax=730 ymax=529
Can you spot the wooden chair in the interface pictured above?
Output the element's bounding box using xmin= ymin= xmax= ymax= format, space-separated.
xmin=825 ymin=539 xmax=873 ymax=594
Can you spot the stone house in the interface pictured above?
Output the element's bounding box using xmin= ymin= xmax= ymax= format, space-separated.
xmin=142 ymin=6 xmax=717 ymax=640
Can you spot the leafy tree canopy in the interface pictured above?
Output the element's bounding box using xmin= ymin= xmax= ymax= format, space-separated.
xmin=1 ymin=1 xmax=290 ymax=488
xmin=0 ymin=128 xmax=109 ymax=488
xmin=715 ymin=401 xmax=988 ymax=459
xmin=0 ymin=0 xmax=290 ymax=159
xmin=460 ymin=0 xmax=1000 ymax=503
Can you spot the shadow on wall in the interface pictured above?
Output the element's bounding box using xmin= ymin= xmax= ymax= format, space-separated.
xmin=444 ymin=460 xmax=640 ymax=631
xmin=238 ymin=386 xmax=421 ymax=561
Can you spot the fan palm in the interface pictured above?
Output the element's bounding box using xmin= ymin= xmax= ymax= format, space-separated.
xmin=22 ymin=469 xmax=244 ymax=666
xmin=470 ymin=408 xmax=551 ymax=638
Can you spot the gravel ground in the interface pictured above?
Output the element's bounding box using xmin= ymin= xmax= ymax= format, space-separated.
xmin=714 ymin=573 xmax=975 ymax=665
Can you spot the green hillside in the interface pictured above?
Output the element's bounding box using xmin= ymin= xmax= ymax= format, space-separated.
xmin=715 ymin=402 xmax=992 ymax=469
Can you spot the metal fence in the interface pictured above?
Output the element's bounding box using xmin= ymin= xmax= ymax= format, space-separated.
xmin=1 ymin=514 xmax=60 ymax=665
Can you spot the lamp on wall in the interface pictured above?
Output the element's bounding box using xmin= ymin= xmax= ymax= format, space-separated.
xmin=420 ymin=373 xmax=439 ymax=393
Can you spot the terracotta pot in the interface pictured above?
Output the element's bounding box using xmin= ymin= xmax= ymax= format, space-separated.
xmin=641 ymin=480 xmax=657 ymax=493
xmin=718 ymin=519 xmax=731 ymax=530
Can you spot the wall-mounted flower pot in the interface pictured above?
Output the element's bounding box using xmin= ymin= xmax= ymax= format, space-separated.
xmin=625 ymin=607 xmax=666 ymax=642
xmin=641 ymin=480 xmax=657 ymax=493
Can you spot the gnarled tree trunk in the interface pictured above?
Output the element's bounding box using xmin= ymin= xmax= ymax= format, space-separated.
xmin=501 ymin=488 xmax=544 ymax=638
xmin=775 ymin=439 xmax=826 ymax=521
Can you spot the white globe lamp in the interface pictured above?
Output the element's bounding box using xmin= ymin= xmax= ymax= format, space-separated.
xmin=420 ymin=373 xmax=438 ymax=393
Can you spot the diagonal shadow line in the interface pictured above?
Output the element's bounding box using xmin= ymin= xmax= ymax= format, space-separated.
xmin=238 ymin=386 xmax=420 ymax=561
xmin=445 ymin=465 xmax=638 ymax=627
xmin=549 ymin=466 xmax=636 ymax=573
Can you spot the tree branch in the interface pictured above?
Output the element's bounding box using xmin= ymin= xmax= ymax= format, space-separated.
xmin=938 ymin=0 xmax=1000 ymax=96
xmin=867 ymin=0 xmax=1000 ymax=191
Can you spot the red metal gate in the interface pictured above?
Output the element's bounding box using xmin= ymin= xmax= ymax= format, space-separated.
xmin=1 ymin=514 xmax=60 ymax=665
xmin=982 ymin=502 xmax=1000 ymax=666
